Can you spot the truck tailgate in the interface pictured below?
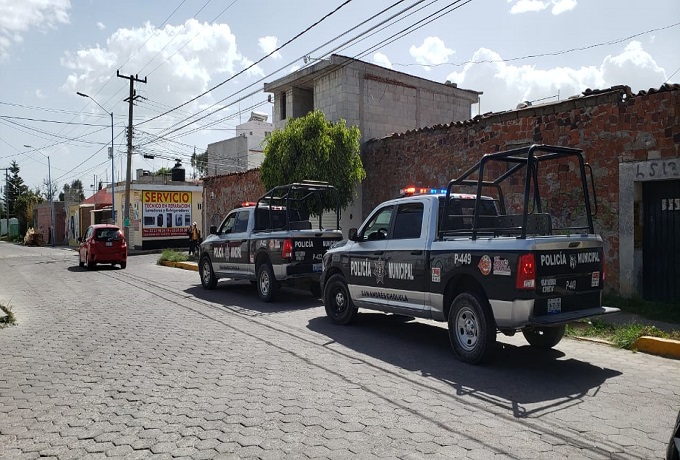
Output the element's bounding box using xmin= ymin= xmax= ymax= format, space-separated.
xmin=532 ymin=245 xmax=605 ymax=321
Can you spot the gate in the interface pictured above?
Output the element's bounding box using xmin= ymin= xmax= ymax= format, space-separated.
xmin=643 ymin=179 xmax=680 ymax=302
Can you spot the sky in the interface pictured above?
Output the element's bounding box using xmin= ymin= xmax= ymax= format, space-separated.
xmin=0 ymin=0 xmax=678 ymax=197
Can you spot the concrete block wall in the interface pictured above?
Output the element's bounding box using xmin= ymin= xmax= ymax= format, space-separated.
xmin=361 ymin=85 xmax=680 ymax=292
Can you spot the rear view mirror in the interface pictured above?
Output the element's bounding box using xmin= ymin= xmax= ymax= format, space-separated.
xmin=348 ymin=228 xmax=358 ymax=241
xmin=209 ymin=225 xmax=217 ymax=235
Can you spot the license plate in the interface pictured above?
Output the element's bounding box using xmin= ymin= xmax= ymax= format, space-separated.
xmin=313 ymin=263 xmax=322 ymax=272
xmin=106 ymin=242 xmax=113 ymax=247
xmin=547 ymin=298 xmax=562 ymax=314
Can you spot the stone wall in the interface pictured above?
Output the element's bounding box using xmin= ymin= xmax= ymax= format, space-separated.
xmin=202 ymin=169 xmax=266 ymax=232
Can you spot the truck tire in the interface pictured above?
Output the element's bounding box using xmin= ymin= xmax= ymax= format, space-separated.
xmin=324 ymin=274 xmax=357 ymax=325
xmin=310 ymin=282 xmax=322 ymax=298
xmin=256 ymin=262 xmax=277 ymax=302
xmin=522 ymin=325 xmax=566 ymax=349
xmin=448 ymin=292 xmax=496 ymax=364
xmin=199 ymin=255 xmax=217 ymax=290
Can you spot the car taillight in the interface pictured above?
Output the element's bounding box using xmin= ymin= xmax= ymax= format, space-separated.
xmin=281 ymin=239 xmax=293 ymax=260
xmin=516 ymin=253 xmax=536 ymax=290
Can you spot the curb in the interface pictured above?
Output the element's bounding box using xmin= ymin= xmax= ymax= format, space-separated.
xmin=633 ymin=336 xmax=680 ymax=360
xmin=160 ymin=261 xmax=198 ymax=271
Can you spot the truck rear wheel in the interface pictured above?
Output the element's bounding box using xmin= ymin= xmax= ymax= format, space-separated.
xmin=256 ymin=262 xmax=277 ymax=302
xmin=522 ymin=325 xmax=566 ymax=349
xmin=324 ymin=274 xmax=357 ymax=325
xmin=448 ymin=292 xmax=496 ymax=364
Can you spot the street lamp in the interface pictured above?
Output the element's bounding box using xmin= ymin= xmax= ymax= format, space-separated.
xmin=76 ymin=92 xmax=115 ymax=225
xmin=24 ymin=145 xmax=55 ymax=247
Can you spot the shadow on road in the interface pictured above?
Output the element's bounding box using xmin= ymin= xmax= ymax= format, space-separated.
xmin=185 ymin=282 xmax=322 ymax=315
xmin=66 ymin=264 xmax=123 ymax=272
xmin=307 ymin=312 xmax=622 ymax=419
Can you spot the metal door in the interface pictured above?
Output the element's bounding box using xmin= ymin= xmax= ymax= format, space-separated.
xmin=643 ymin=180 xmax=680 ymax=302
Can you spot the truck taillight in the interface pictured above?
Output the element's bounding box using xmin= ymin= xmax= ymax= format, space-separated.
xmin=281 ymin=239 xmax=293 ymax=260
xmin=516 ymin=253 xmax=536 ymax=290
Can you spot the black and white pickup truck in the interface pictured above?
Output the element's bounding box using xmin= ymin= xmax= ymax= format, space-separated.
xmin=199 ymin=181 xmax=343 ymax=301
xmin=320 ymin=144 xmax=619 ymax=364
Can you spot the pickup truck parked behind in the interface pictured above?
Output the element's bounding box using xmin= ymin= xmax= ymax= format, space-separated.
xmin=200 ymin=181 xmax=343 ymax=301
xmin=321 ymin=144 xmax=619 ymax=364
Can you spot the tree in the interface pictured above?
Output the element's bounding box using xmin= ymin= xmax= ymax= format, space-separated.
xmin=6 ymin=160 xmax=28 ymax=220
xmin=191 ymin=150 xmax=208 ymax=178
xmin=41 ymin=178 xmax=58 ymax=202
xmin=14 ymin=187 xmax=43 ymax=236
xmin=260 ymin=110 xmax=365 ymax=210
xmin=59 ymin=179 xmax=85 ymax=202
xmin=155 ymin=167 xmax=172 ymax=176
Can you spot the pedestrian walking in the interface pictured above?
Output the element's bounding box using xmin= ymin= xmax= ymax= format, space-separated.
xmin=187 ymin=222 xmax=200 ymax=255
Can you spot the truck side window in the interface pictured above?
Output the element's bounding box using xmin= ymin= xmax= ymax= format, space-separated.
xmin=361 ymin=206 xmax=393 ymax=241
xmin=392 ymin=203 xmax=423 ymax=239
xmin=219 ymin=213 xmax=237 ymax=234
xmin=233 ymin=211 xmax=249 ymax=233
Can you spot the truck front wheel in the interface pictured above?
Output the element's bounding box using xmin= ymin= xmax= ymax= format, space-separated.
xmin=448 ymin=292 xmax=496 ymax=364
xmin=522 ymin=325 xmax=566 ymax=349
xmin=324 ymin=275 xmax=357 ymax=325
xmin=199 ymin=255 xmax=217 ymax=290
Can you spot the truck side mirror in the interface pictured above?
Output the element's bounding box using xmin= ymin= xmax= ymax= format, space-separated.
xmin=348 ymin=228 xmax=358 ymax=241
xmin=209 ymin=225 xmax=217 ymax=235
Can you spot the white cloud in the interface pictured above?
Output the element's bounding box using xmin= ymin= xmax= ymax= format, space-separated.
xmin=35 ymin=89 xmax=46 ymax=99
xmin=551 ymin=0 xmax=577 ymax=15
xmin=0 ymin=0 xmax=71 ymax=57
xmin=409 ymin=36 xmax=454 ymax=69
xmin=258 ymin=35 xmax=281 ymax=59
xmin=446 ymin=41 xmax=664 ymax=114
xmin=96 ymin=22 xmax=105 ymax=31
xmin=373 ymin=52 xmax=392 ymax=69
xmin=508 ymin=0 xmax=576 ymax=14
xmin=61 ymin=19 xmax=253 ymax=127
xmin=509 ymin=0 xmax=548 ymax=14
xmin=601 ymin=41 xmax=666 ymax=91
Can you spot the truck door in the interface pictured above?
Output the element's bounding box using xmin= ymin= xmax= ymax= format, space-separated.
xmin=347 ymin=205 xmax=392 ymax=308
xmin=384 ymin=202 xmax=427 ymax=313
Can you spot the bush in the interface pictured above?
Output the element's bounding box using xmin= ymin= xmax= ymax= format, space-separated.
xmin=157 ymin=249 xmax=189 ymax=265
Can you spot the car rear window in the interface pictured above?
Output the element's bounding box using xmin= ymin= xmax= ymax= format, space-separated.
xmin=95 ymin=228 xmax=121 ymax=240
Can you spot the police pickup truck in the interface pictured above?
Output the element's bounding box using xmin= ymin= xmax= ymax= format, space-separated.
xmin=199 ymin=181 xmax=343 ymax=301
xmin=321 ymin=144 xmax=619 ymax=364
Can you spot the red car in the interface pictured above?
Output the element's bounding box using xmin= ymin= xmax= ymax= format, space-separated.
xmin=79 ymin=224 xmax=127 ymax=269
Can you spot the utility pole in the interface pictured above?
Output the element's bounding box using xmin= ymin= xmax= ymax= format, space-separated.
xmin=117 ymin=71 xmax=147 ymax=243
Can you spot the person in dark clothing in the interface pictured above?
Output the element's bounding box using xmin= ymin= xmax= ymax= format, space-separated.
xmin=187 ymin=222 xmax=200 ymax=255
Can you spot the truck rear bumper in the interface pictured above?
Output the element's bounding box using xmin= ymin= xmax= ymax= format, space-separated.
xmin=490 ymin=299 xmax=620 ymax=328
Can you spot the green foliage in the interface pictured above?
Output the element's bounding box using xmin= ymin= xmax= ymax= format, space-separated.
xmin=192 ymin=150 xmax=209 ymax=178
xmin=565 ymin=318 xmax=680 ymax=349
xmin=14 ymin=187 xmax=43 ymax=236
xmin=260 ymin=111 xmax=365 ymax=210
xmin=6 ymin=160 xmax=28 ymax=219
xmin=59 ymin=179 xmax=86 ymax=202
xmin=603 ymin=293 xmax=680 ymax=324
xmin=155 ymin=167 xmax=172 ymax=176
xmin=157 ymin=249 xmax=189 ymax=264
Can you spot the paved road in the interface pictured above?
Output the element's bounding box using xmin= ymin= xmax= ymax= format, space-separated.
xmin=0 ymin=241 xmax=678 ymax=459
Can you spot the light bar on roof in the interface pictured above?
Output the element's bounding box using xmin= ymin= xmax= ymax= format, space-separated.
xmin=399 ymin=186 xmax=447 ymax=196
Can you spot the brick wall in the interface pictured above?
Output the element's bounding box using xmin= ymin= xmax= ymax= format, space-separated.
xmin=202 ymin=169 xmax=266 ymax=232
xmin=361 ymin=85 xmax=680 ymax=292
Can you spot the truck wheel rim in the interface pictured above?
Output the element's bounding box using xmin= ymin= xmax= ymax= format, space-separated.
xmin=201 ymin=262 xmax=211 ymax=284
xmin=334 ymin=289 xmax=346 ymax=311
xmin=455 ymin=306 xmax=478 ymax=351
xmin=260 ymin=271 xmax=270 ymax=295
